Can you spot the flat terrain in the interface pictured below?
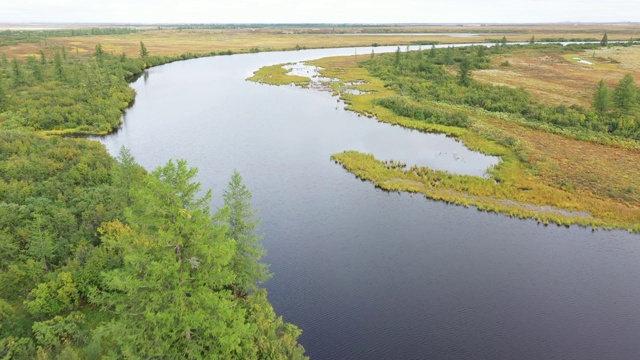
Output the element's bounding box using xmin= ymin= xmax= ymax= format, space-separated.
xmin=471 ymin=46 xmax=640 ymax=204
xmin=475 ymin=46 xmax=640 ymax=107
xmin=2 ymin=24 xmax=639 ymax=59
xmin=249 ymin=43 xmax=640 ymax=230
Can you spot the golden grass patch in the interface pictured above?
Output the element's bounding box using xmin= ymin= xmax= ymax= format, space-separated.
xmin=273 ymin=49 xmax=640 ymax=232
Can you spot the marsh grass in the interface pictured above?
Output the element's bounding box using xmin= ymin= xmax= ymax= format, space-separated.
xmin=247 ymin=63 xmax=311 ymax=87
xmin=283 ymin=52 xmax=640 ymax=232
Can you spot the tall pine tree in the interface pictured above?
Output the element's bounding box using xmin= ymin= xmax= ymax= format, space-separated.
xmin=223 ymin=170 xmax=270 ymax=297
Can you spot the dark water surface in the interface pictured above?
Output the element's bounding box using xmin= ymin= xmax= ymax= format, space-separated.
xmin=97 ymin=46 xmax=640 ymax=360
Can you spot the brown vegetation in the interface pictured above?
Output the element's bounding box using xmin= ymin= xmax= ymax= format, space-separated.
xmin=2 ymin=24 xmax=640 ymax=60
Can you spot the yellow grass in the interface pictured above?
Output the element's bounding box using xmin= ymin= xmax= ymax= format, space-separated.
xmin=247 ymin=63 xmax=311 ymax=86
xmin=474 ymin=46 xmax=640 ymax=107
xmin=251 ymin=50 xmax=640 ymax=232
xmin=3 ymin=24 xmax=640 ymax=60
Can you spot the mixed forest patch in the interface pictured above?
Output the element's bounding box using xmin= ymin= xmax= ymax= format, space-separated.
xmin=0 ymin=42 xmax=307 ymax=358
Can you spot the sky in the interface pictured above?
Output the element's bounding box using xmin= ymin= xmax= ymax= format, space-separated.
xmin=1 ymin=0 xmax=639 ymax=24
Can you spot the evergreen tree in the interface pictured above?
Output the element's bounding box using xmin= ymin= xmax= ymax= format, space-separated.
xmin=0 ymin=81 xmax=6 ymax=112
xmin=600 ymin=33 xmax=609 ymax=47
xmin=613 ymin=74 xmax=637 ymax=115
xmin=443 ymin=46 xmax=454 ymax=65
xmin=501 ymin=36 xmax=508 ymax=46
xmin=92 ymin=159 xmax=306 ymax=358
xmin=395 ymin=46 xmax=401 ymax=67
xmin=39 ymin=50 xmax=46 ymax=64
xmin=458 ymin=58 xmax=472 ymax=86
xmin=593 ymin=79 xmax=610 ymax=113
xmin=139 ymin=41 xmax=149 ymax=59
xmin=530 ymin=36 xmax=535 ymax=45
xmin=428 ymin=44 xmax=436 ymax=59
xmin=25 ymin=216 xmax=55 ymax=270
xmin=54 ymin=52 xmax=65 ymax=82
xmin=477 ymin=45 xmax=486 ymax=58
xmin=94 ymin=44 xmax=105 ymax=66
xmin=26 ymin=56 xmax=43 ymax=82
xmin=11 ymin=57 xmax=24 ymax=87
xmin=96 ymin=160 xmax=249 ymax=358
xmin=223 ymin=170 xmax=270 ymax=297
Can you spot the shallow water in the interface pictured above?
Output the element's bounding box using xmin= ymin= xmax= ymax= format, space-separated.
xmin=96 ymin=46 xmax=640 ymax=360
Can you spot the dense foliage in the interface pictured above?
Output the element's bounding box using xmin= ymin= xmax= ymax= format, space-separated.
xmin=0 ymin=45 xmax=174 ymax=134
xmin=0 ymin=43 xmax=307 ymax=358
xmin=362 ymin=44 xmax=640 ymax=140
xmin=0 ymin=43 xmax=239 ymax=135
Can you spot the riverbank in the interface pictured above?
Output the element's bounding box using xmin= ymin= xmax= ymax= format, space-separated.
xmin=247 ymin=47 xmax=640 ymax=233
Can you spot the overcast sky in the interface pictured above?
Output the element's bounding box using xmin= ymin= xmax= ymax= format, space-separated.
xmin=1 ymin=0 xmax=638 ymax=24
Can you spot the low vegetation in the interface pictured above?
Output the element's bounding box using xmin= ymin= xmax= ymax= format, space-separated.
xmin=247 ymin=63 xmax=311 ymax=86
xmin=249 ymin=42 xmax=640 ymax=232
xmin=2 ymin=24 xmax=639 ymax=60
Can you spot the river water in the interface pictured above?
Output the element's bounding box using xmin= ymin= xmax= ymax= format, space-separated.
xmin=96 ymin=46 xmax=640 ymax=360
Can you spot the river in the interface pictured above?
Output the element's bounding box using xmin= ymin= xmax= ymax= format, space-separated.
xmin=96 ymin=45 xmax=640 ymax=360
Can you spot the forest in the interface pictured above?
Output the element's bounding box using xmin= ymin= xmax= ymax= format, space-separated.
xmin=0 ymin=43 xmax=307 ymax=358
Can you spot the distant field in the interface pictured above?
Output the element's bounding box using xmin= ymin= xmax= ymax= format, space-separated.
xmin=474 ymin=46 xmax=640 ymax=107
xmin=1 ymin=24 xmax=639 ymax=59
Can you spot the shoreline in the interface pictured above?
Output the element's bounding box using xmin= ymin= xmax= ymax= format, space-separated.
xmin=246 ymin=49 xmax=640 ymax=234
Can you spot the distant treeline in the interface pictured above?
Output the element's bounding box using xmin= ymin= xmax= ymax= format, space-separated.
xmin=0 ymin=28 xmax=141 ymax=47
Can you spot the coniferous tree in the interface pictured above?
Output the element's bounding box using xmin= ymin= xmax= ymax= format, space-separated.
xmin=593 ymin=79 xmax=610 ymax=113
xmin=223 ymin=170 xmax=270 ymax=297
xmin=53 ymin=52 xmax=65 ymax=82
xmin=11 ymin=57 xmax=24 ymax=87
xmin=96 ymin=160 xmax=248 ymax=358
xmin=0 ymin=81 xmax=6 ymax=112
xmin=613 ymin=74 xmax=637 ymax=115
xmin=139 ymin=41 xmax=149 ymax=59
xmin=458 ymin=58 xmax=472 ymax=86
xmin=26 ymin=56 xmax=43 ymax=82
xmin=600 ymin=33 xmax=609 ymax=47
xmin=94 ymin=44 xmax=105 ymax=66
xmin=477 ymin=45 xmax=486 ymax=58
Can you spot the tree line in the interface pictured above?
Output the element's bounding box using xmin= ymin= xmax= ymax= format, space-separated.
xmin=363 ymin=43 xmax=640 ymax=140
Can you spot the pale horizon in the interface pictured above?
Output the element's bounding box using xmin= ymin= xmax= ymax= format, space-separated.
xmin=2 ymin=0 xmax=639 ymax=24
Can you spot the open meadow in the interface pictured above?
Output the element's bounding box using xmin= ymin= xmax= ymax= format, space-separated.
xmin=2 ymin=24 xmax=639 ymax=59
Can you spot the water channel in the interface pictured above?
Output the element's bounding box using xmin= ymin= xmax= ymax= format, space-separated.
xmin=96 ymin=45 xmax=640 ymax=360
